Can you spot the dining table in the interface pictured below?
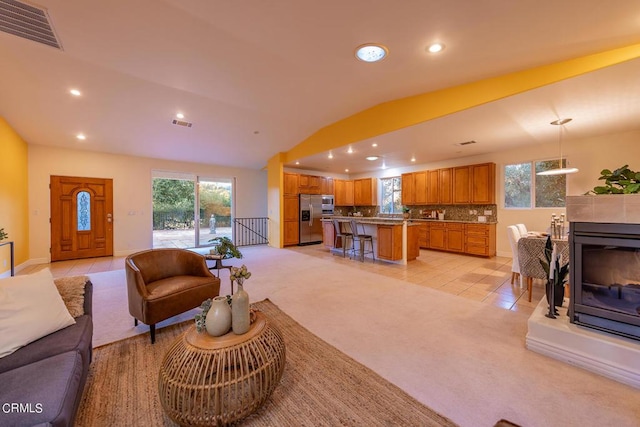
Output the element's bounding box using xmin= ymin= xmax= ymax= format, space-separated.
xmin=517 ymin=233 xmax=569 ymax=301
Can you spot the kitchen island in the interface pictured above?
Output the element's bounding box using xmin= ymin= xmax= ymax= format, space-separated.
xmin=322 ymin=217 xmax=421 ymax=264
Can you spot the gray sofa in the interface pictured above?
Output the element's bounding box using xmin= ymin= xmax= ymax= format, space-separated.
xmin=0 ymin=280 xmax=93 ymax=427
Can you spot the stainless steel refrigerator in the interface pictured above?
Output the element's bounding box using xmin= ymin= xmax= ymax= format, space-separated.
xmin=299 ymin=194 xmax=323 ymax=245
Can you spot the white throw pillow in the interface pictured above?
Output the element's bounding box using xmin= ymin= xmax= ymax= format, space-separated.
xmin=0 ymin=268 xmax=76 ymax=358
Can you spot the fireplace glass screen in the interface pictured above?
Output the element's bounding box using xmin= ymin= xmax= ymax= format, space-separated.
xmin=570 ymin=222 xmax=640 ymax=341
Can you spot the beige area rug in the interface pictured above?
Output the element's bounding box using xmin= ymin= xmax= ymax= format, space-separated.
xmin=75 ymin=299 xmax=457 ymax=427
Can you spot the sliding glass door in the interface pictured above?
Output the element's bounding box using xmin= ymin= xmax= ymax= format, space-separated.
xmin=152 ymin=171 xmax=234 ymax=249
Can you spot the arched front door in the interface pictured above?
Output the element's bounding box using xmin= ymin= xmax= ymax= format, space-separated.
xmin=50 ymin=175 xmax=113 ymax=261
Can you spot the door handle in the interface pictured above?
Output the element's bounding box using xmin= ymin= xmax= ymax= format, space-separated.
xmin=107 ymin=213 xmax=112 ymax=223
xmin=309 ymin=205 xmax=313 ymax=226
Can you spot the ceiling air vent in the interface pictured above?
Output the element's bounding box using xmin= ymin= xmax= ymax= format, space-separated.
xmin=172 ymin=119 xmax=193 ymax=128
xmin=0 ymin=0 xmax=62 ymax=49
xmin=456 ymin=140 xmax=477 ymax=146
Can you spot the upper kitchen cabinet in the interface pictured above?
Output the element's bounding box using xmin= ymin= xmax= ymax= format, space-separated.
xmin=284 ymin=172 xmax=299 ymax=195
xmin=452 ymin=162 xmax=496 ymax=204
xmin=354 ymin=178 xmax=378 ymax=206
xmin=299 ymin=174 xmax=321 ymax=194
xmin=438 ymin=168 xmax=453 ymax=204
xmin=335 ymin=179 xmax=354 ymax=206
xmin=413 ymin=171 xmax=427 ymax=204
xmin=471 ymin=163 xmax=496 ymax=204
xmin=401 ymin=173 xmax=414 ymax=205
xmin=321 ymin=177 xmax=334 ymax=195
xmin=426 ymin=169 xmax=439 ymax=204
xmin=453 ymin=166 xmax=472 ymax=204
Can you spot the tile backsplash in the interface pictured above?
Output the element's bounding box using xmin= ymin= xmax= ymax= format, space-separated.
xmin=334 ymin=204 xmax=498 ymax=222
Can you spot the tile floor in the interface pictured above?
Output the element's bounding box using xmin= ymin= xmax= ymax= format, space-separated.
xmin=19 ymin=245 xmax=545 ymax=316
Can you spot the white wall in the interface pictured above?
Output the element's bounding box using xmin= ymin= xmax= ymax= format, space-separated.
xmin=357 ymin=129 xmax=640 ymax=257
xmin=28 ymin=145 xmax=267 ymax=262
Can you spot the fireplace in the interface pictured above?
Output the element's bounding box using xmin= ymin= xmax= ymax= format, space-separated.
xmin=570 ymin=222 xmax=640 ymax=340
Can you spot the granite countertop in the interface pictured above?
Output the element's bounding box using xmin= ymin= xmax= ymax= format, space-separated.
xmin=323 ymin=216 xmax=497 ymax=225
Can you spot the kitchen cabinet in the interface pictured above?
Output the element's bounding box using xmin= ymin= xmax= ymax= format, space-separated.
xmin=428 ymin=222 xmax=463 ymax=252
xmin=377 ymin=224 xmax=419 ymax=261
xmin=438 ymin=168 xmax=453 ymax=204
xmin=322 ymin=221 xmax=335 ymax=248
xmin=401 ymin=173 xmax=414 ymax=205
xmin=453 ymin=166 xmax=471 ymax=204
xmin=283 ymin=221 xmax=299 ymax=246
xmin=471 ymin=163 xmax=496 ymax=204
xmin=283 ymin=194 xmax=299 ymax=246
xmin=354 ymin=178 xmax=377 ymax=206
xmin=426 ymin=170 xmax=439 ymax=204
xmin=321 ymin=177 xmax=334 ymax=195
xmin=377 ymin=225 xmax=402 ymax=261
xmin=414 ymin=171 xmax=427 ymax=204
xmin=284 ymin=173 xmax=299 ymax=195
xmin=465 ymin=223 xmax=496 ymax=256
xmin=418 ymin=223 xmax=429 ymax=249
xmin=335 ymin=179 xmax=354 ymax=206
xmin=299 ymin=174 xmax=321 ymax=194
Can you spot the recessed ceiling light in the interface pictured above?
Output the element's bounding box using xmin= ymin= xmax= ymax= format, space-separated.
xmin=176 ymin=113 xmax=184 ymax=119
xmin=295 ymin=161 xmax=300 ymax=165
xmin=355 ymin=44 xmax=388 ymax=62
xmin=427 ymin=43 xmax=444 ymax=53
xmin=345 ymin=169 xmax=349 ymax=172
xmin=347 ymin=146 xmax=353 ymax=154
xmin=328 ymin=152 xmax=333 ymax=159
xmin=381 ymin=162 xmax=387 ymax=170
xmin=69 ymin=89 xmax=81 ymax=96
xmin=76 ymin=134 xmax=86 ymax=140
xmin=366 ymin=156 xmax=379 ymax=161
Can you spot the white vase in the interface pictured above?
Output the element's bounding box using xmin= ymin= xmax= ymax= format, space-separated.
xmin=205 ymin=296 xmax=231 ymax=337
xmin=232 ymin=282 xmax=250 ymax=334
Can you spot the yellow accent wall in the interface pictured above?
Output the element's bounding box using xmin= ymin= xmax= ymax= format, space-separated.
xmin=266 ymin=153 xmax=285 ymax=248
xmin=0 ymin=117 xmax=29 ymax=274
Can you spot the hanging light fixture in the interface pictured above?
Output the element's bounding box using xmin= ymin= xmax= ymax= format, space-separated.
xmin=536 ymin=118 xmax=579 ymax=176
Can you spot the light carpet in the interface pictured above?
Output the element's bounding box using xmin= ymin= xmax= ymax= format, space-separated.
xmin=76 ymin=299 xmax=457 ymax=427
xmin=85 ymin=246 xmax=640 ymax=426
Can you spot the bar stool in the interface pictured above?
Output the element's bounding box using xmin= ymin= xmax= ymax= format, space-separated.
xmin=333 ymin=219 xmax=353 ymax=258
xmin=350 ymin=220 xmax=375 ymax=262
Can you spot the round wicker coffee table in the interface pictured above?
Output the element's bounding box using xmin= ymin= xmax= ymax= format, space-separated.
xmin=158 ymin=311 xmax=286 ymax=426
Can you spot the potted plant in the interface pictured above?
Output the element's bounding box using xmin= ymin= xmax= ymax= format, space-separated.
xmin=0 ymin=228 xmax=7 ymax=242
xmin=402 ymin=206 xmax=410 ymax=219
xmin=588 ymin=164 xmax=640 ymax=194
xmin=208 ymin=236 xmax=243 ymax=259
xmin=539 ymin=236 xmax=569 ymax=318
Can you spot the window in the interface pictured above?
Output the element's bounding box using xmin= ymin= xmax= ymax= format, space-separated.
xmin=504 ymin=159 xmax=567 ymax=208
xmin=380 ymin=177 xmax=402 ymax=213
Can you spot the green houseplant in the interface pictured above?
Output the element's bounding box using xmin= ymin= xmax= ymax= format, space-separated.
xmin=588 ymin=164 xmax=640 ymax=194
xmin=0 ymin=228 xmax=7 ymax=242
xmin=208 ymin=236 xmax=243 ymax=259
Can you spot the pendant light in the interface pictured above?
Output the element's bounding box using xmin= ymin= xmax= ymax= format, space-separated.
xmin=537 ymin=118 xmax=579 ymax=176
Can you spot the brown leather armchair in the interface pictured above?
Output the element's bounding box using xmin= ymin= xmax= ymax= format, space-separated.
xmin=125 ymin=248 xmax=220 ymax=343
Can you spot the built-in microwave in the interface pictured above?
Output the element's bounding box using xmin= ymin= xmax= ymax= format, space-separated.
xmin=321 ymin=195 xmax=334 ymax=214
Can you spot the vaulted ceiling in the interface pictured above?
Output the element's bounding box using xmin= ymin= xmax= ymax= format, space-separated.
xmin=1 ymin=0 xmax=640 ymax=174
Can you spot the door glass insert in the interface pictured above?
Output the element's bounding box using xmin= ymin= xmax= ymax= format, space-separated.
xmin=77 ymin=191 xmax=91 ymax=231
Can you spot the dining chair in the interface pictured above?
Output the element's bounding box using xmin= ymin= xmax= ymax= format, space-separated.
xmin=516 ymin=223 xmax=528 ymax=237
xmin=506 ymin=225 xmax=522 ymax=286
